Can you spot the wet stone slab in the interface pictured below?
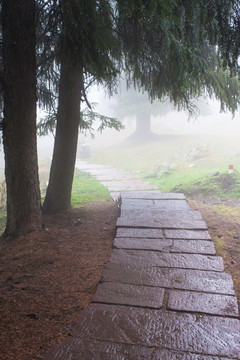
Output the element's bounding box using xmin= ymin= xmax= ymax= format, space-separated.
xmin=45 ymin=338 xmax=154 ymax=360
xmin=102 ymin=179 xmax=156 ymax=189
xmin=119 ymin=209 xmax=203 ymax=222
xmin=152 ymin=348 xmax=234 ymax=360
xmin=93 ymin=282 xmax=165 ymax=308
xmin=114 ymin=237 xmax=172 ymax=251
xmin=102 ymin=180 xmax=158 ymax=191
xmin=117 ymin=217 xmax=207 ymax=230
xmin=114 ymin=238 xmax=216 ymax=254
xmin=168 ymin=290 xmax=239 ymax=317
xmin=109 ymin=249 xmax=224 ymax=271
xmin=75 ymin=161 xmax=112 ymax=170
xmin=94 ymin=171 xmax=138 ymax=181
xmin=172 ymin=239 xmax=216 ymax=255
xmin=121 ymin=192 xmax=184 ymax=199
xmin=81 ymin=169 xmax=117 ymax=176
xmin=72 ymin=304 xmax=240 ymax=358
xmin=121 ymin=199 xmax=190 ymax=210
xmin=101 ymin=263 xmax=235 ymax=295
xmin=95 ymin=174 xmax=138 ymax=181
xmin=165 ymin=229 xmax=211 ymax=240
xmin=116 ymin=227 xmax=163 ymax=238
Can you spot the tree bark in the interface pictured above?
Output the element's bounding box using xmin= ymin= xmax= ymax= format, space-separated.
xmin=43 ymin=62 xmax=82 ymax=214
xmin=2 ymin=0 xmax=43 ymax=237
xmin=135 ymin=111 xmax=152 ymax=137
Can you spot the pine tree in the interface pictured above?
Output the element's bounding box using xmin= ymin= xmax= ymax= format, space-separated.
xmin=3 ymin=0 xmax=239 ymax=229
xmin=43 ymin=0 xmax=240 ymax=213
xmin=42 ymin=0 xmax=120 ymax=214
xmin=117 ymin=0 xmax=240 ymax=111
xmin=2 ymin=0 xmax=43 ymax=237
xmin=111 ymin=81 xmax=172 ymax=140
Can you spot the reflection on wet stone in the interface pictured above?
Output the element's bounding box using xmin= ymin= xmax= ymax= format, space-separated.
xmin=120 ymin=192 xmax=185 ymax=199
xmin=72 ymin=304 xmax=240 ymax=358
xmin=121 ymin=199 xmax=190 ymax=210
xmin=119 ymin=209 xmax=203 ymax=221
xmin=152 ymin=348 xmax=232 ymax=360
xmin=109 ymin=249 xmax=224 ymax=271
xmin=168 ymin=290 xmax=239 ymax=317
xmin=101 ymin=264 xmax=235 ymax=295
xmin=114 ymin=237 xmax=172 ymax=251
xmin=117 ymin=214 xmax=207 ymax=229
xmin=93 ymin=282 xmax=165 ymax=308
xmin=45 ymin=338 xmax=154 ymax=360
xmin=116 ymin=227 xmax=163 ymax=238
xmin=44 ymin=185 xmax=240 ymax=360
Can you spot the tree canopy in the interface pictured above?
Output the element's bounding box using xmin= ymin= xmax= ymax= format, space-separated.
xmin=36 ymin=0 xmax=240 ymax=132
xmin=117 ymin=0 xmax=240 ymax=113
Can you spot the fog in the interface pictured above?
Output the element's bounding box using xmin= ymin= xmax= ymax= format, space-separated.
xmin=76 ymin=85 xmax=240 ymax=150
xmin=1 ymin=85 xmax=238 ymax=181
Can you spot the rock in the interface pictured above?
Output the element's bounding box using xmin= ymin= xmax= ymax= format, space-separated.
xmin=206 ymin=171 xmax=219 ymax=177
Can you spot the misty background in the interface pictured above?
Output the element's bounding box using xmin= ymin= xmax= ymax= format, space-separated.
xmin=1 ymin=85 xmax=239 ymax=181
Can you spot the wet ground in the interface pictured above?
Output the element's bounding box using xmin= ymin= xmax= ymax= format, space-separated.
xmin=45 ymin=163 xmax=240 ymax=359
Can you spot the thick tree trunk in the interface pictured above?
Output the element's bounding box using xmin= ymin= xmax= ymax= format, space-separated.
xmin=43 ymin=63 xmax=82 ymax=214
xmin=135 ymin=111 xmax=152 ymax=137
xmin=2 ymin=0 xmax=43 ymax=237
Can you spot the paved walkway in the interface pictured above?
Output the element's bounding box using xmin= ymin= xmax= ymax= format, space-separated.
xmin=45 ymin=162 xmax=240 ymax=359
xmin=75 ymin=160 xmax=159 ymax=200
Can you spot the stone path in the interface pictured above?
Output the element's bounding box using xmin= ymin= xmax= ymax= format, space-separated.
xmin=45 ymin=163 xmax=240 ymax=359
xmin=75 ymin=160 xmax=159 ymax=200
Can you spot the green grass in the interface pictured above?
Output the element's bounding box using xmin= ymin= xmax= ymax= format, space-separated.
xmin=171 ymin=171 xmax=240 ymax=198
xmin=71 ymin=171 xmax=111 ymax=206
xmin=145 ymin=166 xmax=216 ymax=192
xmin=87 ymin=131 xmax=240 ymax=198
xmin=88 ymin=132 xmax=240 ymax=174
xmin=89 ymin=141 xmax=240 ymax=198
xmin=146 ymin=168 xmax=240 ymax=198
xmin=0 ymin=171 xmax=111 ymax=232
xmin=41 ymin=170 xmax=111 ymax=207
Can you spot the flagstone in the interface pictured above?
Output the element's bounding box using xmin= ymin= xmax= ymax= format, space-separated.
xmin=116 ymin=227 xmax=163 ymax=238
xmin=72 ymin=304 xmax=240 ymax=358
xmin=101 ymin=264 xmax=235 ymax=295
xmin=165 ymin=229 xmax=211 ymax=240
xmin=93 ymin=282 xmax=165 ymax=308
xmin=168 ymin=290 xmax=239 ymax=317
xmin=114 ymin=237 xmax=172 ymax=251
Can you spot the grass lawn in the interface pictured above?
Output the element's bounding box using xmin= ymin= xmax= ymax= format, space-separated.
xmin=71 ymin=171 xmax=111 ymax=206
xmin=0 ymin=170 xmax=111 ymax=232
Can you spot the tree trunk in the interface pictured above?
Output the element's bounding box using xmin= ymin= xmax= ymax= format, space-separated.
xmin=135 ymin=111 xmax=152 ymax=137
xmin=2 ymin=0 xmax=43 ymax=237
xmin=43 ymin=62 xmax=82 ymax=214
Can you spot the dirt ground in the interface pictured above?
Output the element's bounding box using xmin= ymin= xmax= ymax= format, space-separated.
xmin=189 ymin=195 xmax=240 ymax=310
xmin=0 ymin=196 xmax=240 ymax=360
xmin=0 ymin=201 xmax=119 ymax=360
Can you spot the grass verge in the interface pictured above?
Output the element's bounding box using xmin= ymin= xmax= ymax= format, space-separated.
xmin=71 ymin=171 xmax=111 ymax=206
xmin=0 ymin=171 xmax=111 ymax=232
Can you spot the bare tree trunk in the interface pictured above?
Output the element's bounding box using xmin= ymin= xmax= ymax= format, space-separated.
xmin=43 ymin=62 xmax=82 ymax=214
xmin=135 ymin=111 xmax=152 ymax=137
xmin=2 ymin=0 xmax=43 ymax=237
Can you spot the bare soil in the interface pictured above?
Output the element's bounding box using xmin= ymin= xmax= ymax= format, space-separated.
xmin=189 ymin=195 xmax=240 ymax=309
xmin=0 ymin=195 xmax=240 ymax=360
xmin=0 ymin=201 xmax=119 ymax=360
